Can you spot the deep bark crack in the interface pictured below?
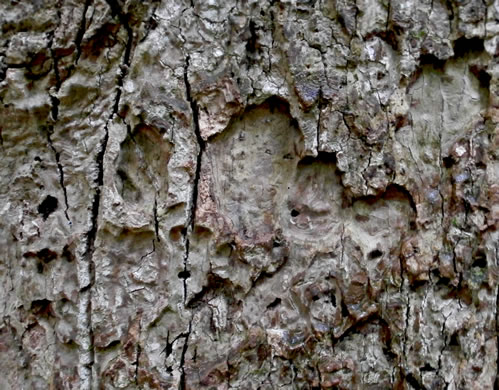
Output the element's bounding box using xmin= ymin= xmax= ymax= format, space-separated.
xmin=45 ymin=126 xmax=71 ymax=223
xmin=134 ymin=319 xmax=142 ymax=386
xmin=45 ymin=31 xmax=70 ymax=223
xmin=81 ymin=4 xmax=135 ymax=386
xmin=178 ymin=320 xmax=192 ymax=390
xmin=74 ymin=0 xmax=92 ymax=65
xmin=180 ymin=54 xmax=205 ymax=303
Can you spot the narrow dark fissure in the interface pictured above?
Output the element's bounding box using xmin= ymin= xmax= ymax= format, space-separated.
xmin=178 ymin=321 xmax=192 ymax=390
xmin=83 ymin=1 xmax=136 ymax=382
xmin=44 ymin=126 xmax=71 ymax=223
xmin=179 ymin=54 xmax=205 ymax=303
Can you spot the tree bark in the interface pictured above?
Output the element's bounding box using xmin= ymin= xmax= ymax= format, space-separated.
xmin=0 ymin=0 xmax=498 ymax=389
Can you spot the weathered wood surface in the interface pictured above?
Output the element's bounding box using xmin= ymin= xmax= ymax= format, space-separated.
xmin=0 ymin=0 xmax=498 ymax=388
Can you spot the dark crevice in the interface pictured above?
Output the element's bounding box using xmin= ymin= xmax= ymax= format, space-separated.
xmin=472 ymin=250 xmax=487 ymax=268
xmin=436 ymin=316 xmax=448 ymax=381
xmin=134 ymin=320 xmax=142 ymax=386
xmin=316 ymin=93 xmax=323 ymax=152
xmin=420 ymin=363 xmax=435 ymax=372
xmin=37 ymin=195 xmax=58 ymax=220
xmin=139 ymin=6 xmax=159 ymax=44
xmin=298 ymin=151 xmax=337 ymax=166
xmin=44 ymin=20 xmax=69 ymax=226
xmin=246 ymin=20 xmax=259 ymax=54
xmin=340 ymin=299 xmax=349 ymax=318
xmin=162 ymin=330 xmax=174 ymax=360
xmin=178 ymin=321 xmax=192 ymax=390
xmin=365 ymin=29 xmax=401 ymax=52
xmin=44 ymin=126 xmax=71 ymax=223
xmin=352 ymin=183 xmax=417 ymax=217
xmin=153 ymin=196 xmax=160 ymax=241
xmin=266 ymin=297 xmax=281 ymax=309
xmin=419 ymin=53 xmax=446 ymax=70
xmin=405 ymin=372 xmax=426 ymax=390
xmin=180 ymin=54 xmax=205 ymax=303
xmin=449 ymin=332 xmax=459 ymax=347
xmin=49 ymin=95 xmax=60 ymax=122
xmin=186 ymin=273 xmax=237 ymax=309
xmin=180 ymin=240 xmax=190 ymax=303
xmin=83 ymin=2 xmax=135 ymax=382
xmin=368 ymin=249 xmax=383 ymax=260
xmin=48 ymin=31 xmax=62 ymax=119
xmin=105 ymin=0 xmax=134 ymax=117
xmin=442 ymin=155 xmax=455 ymax=168
xmin=74 ymin=0 xmax=92 ymax=65
xmin=453 ymin=36 xmax=484 ymax=58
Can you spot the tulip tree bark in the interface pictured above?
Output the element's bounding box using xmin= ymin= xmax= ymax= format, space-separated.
xmin=0 ymin=0 xmax=498 ymax=389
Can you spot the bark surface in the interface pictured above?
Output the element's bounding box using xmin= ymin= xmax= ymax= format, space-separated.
xmin=0 ymin=0 xmax=498 ymax=389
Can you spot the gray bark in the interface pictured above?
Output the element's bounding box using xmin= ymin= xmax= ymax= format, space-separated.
xmin=0 ymin=0 xmax=498 ymax=389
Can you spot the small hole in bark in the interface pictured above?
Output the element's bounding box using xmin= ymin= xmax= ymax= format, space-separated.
xmin=30 ymin=299 xmax=52 ymax=316
xmin=434 ymin=269 xmax=451 ymax=286
xmin=290 ymin=209 xmax=300 ymax=217
xmin=178 ymin=270 xmax=191 ymax=279
xmin=472 ymin=252 xmax=487 ymax=268
xmin=449 ymin=333 xmax=460 ymax=347
xmin=420 ymin=363 xmax=435 ymax=372
xmin=469 ymin=64 xmax=491 ymax=89
xmin=405 ymin=373 xmax=424 ymax=389
xmin=62 ymin=245 xmax=75 ymax=262
xmin=382 ymin=347 xmax=397 ymax=362
xmin=341 ymin=300 xmax=349 ymax=317
xmin=266 ymin=297 xmax=281 ymax=309
xmin=298 ymin=151 xmax=336 ymax=165
xmin=453 ymin=37 xmax=484 ymax=58
xmin=37 ymin=248 xmax=57 ymax=263
xmin=34 ymin=156 xmax=41 ymax=162
xmin=443 ymin=156 xmax=455 ymax=168
xmin=410 ymin=279 xmax=428 ymax=290
xmin=38 ymin=195 xmax=58 ymax=220
xmin=419 ymin=53 xmax=446 ymax=69
xmin=330 ymin=293 xmax=336 ymax=307
xmin=368 ymin=249 xmax=383 ymax=259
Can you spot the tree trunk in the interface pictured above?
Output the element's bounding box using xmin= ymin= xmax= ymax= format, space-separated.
xmin=0 ymin=0 xmax=498 ymax=388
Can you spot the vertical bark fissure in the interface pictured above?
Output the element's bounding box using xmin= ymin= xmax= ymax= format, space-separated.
xmin=134 ymin=320 xmax=142 ymax=386
xmin=154 ymin=195 xmax=160 ymax=241
xmin=178 ymin=320 xmax=192 ymax=390
xmin=46 ymin=20 xmax=70 ymax=223
xmin=74 ymin=0 xmax=92 ymax=65
xmin=181 ymin=54 xmax=205 ymax=303
xmin=1 ymin=1 xmax=496 ymax=388
xmin=80 ymin=3 xmax=135 ymax=386
xmin=45 ymin=127 xmax=71 ymax=223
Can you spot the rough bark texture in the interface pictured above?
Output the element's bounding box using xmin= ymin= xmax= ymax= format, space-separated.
xmin=0 ymin=0 xmax=498 ymax=389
